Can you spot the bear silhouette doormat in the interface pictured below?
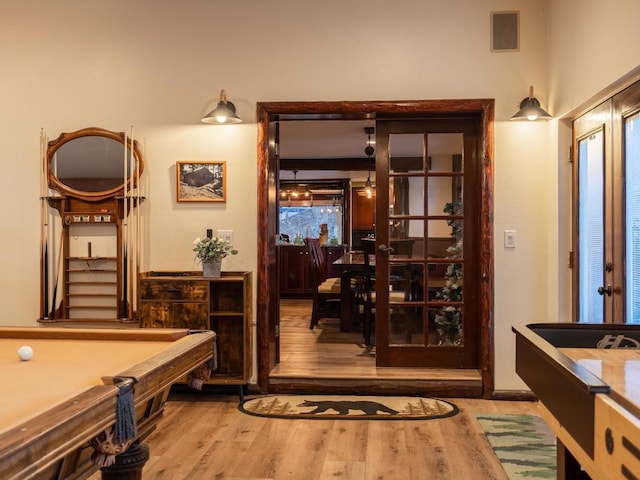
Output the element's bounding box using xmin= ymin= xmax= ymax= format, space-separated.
xmin=239 ymin=395 xmax=458 ymax=420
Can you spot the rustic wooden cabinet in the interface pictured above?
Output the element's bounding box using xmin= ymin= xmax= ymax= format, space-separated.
xmin=139 ymin=271 xmax=252 ymax=387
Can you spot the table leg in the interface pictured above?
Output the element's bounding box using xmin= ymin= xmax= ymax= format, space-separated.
xmin=340 ymin=269 xmax=351 ymax=332
xmin=557 ymin=440 xmax=592 ymax=480
xmin=100 ymin=442 xmax=150 ymax=480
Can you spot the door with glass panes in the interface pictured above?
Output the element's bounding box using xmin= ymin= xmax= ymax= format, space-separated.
xmin=374 ymin=119 xmax=481 ymax=367
xmin=573 ymin=80 xmax=640 ymax=323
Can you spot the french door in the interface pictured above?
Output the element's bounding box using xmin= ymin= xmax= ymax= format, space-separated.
xmin=573 ymin=80 xmax=640 ymax=323
xmin=374 ymin=119 xmax=482 ymax=367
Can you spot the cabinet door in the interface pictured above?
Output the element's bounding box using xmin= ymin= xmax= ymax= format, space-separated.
xmin=139 ymin=301 xmax=208 ymax=329
xmin=325 ymin=246 xmax=346 ymax=278
xmin=352 ymin=191 xmax=376 ymax=229
xmin=279 ymin=246 xmax=311 ymax=296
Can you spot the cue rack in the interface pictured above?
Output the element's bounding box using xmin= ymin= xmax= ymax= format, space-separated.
xmin=39 ymin=127 xmax=145 ymax=324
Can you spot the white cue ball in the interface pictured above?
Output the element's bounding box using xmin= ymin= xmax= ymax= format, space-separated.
xmin=17 ymin=345 xmax=33 ymax=361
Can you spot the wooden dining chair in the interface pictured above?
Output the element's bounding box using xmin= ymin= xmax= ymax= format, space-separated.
xmin=306 ymin=237 xmax=342 ymax=329
xmin=359 ymin=238 xmax=406 ymax=346
xmin=359 ymin=238 xmax=377 ymax=345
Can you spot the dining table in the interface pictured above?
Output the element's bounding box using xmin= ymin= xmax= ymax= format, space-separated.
xmin=332 ymin=253 xmax=371 ymax=332
xmin=332 ymin=252 xmax=448 ymax=333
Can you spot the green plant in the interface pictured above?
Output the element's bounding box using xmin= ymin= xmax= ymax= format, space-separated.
xmin=193 ymin=236 xmax=238 ymax=262
xmin=434 ymin=201 xmax=463 ymax=344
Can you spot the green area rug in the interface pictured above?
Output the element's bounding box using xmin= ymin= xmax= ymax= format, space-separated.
xmin=240 ymin=395 xmax=458 ymax=420
xmin=477 ymin=414 xmax=556 ymax=480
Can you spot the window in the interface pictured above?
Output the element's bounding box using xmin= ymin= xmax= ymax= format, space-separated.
xmin=577 ymin=131 xmax=604 ymax=323
xmin=573 ymin=80 xmax=640 ymax=323
xmin=625 ymin=112 xmax=640 ymax=323
xmin=278 ymin=180 xmax=346 ymax=244
xmin=279 ymin=205 xmax=343 ymax=244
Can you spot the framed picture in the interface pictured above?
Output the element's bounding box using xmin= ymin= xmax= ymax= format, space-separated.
xmin=176 ymin=161 xmax=226 ymax=202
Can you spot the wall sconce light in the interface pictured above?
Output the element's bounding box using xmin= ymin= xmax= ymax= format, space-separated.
xmin=511 ymin=86 xmax=551 ymax=121
xmin=201 ymin=89 xmax=242 ymax=124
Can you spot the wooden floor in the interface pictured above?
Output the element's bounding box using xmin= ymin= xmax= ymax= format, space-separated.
xmin=86 ymin=298 xmax=539 ymax=479
xmin=269 ymin=299 xmax=482 ymax=396
xmin=89 ymin=393 xmax=539 ymax=479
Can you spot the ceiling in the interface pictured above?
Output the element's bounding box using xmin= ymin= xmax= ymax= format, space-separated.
xmin=278 ymin=120 xmax=462 ymax=162
xmin=279 ymin=120 xmax=375 ymax=160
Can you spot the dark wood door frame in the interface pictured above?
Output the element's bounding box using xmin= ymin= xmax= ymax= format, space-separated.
xmin=256 ymin=99 xmax=495 ymax=397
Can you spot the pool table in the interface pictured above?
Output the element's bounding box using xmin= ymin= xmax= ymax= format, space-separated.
xmin=0 ymin=327 xmax=215 ymax=480
xmin=514 ymin=323 xmax=640 ymax=480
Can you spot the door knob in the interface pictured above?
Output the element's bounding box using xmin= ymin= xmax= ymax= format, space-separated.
xmin=597 ymin=284 xmax=612 ymax=296
xmin=378 ymin=244 xmax=394 ymax=253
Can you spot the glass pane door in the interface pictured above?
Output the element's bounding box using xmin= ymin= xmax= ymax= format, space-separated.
xmin=626 ymin=112 xmax=640 ymax=323
xmin=375 ymin=119 xmax=479 ymax=368
xmin=578 ymin=131 xmax=605 ymax=323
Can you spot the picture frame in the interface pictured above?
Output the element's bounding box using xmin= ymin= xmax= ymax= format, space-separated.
xmin=176 ymin=161 xmax=226 ymax=202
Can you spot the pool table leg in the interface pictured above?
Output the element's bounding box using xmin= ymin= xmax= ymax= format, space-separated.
xmin=100 ymin=442 xmax=150 ymax=480
xmin=557 ymin=440 xmax=592 ymax=480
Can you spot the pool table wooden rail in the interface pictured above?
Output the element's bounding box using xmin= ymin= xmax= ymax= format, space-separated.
xmin=0 ymin=327 xmax=215 ymax=480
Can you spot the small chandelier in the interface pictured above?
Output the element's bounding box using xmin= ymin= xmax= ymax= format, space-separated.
xmin=362 ymin=127 xmax=375 ymax=198
xmin=280 ymin=170 xmax=311 ymax=204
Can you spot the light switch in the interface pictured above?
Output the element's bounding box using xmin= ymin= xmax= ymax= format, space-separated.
xmin=218 ymin=229 xmax=233 ymax=246
xmin=504 ymin=230 xmax=516 ymax=248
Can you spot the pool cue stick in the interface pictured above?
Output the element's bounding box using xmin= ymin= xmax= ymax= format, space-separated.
xmin=50 ymin=226 xmax=64 ymax=319
xmin=40 ymin=129 xmax=50 ymax=319
xmin=122 ymin=130 xmax=129 ymax=319
xmin=136 ymin=137 xmax=142 ymax=316
xmin=127 ymin=126 xmax=135 ymax=319
xmin=132 ymin=132 xmax=141 ymax=318
xmin=136 ymin=137 xmax=146 ymax=318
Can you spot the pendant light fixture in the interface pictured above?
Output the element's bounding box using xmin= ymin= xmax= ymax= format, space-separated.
xmin=363 ymin=127 xmax=375 ymax=198
xmin=201 ymin=89 xmax=242 ymax=124
xmin=279 ymin=170 xmax=311 ymax=205
xmin=511 ymin=86 xmax=552 ymax=121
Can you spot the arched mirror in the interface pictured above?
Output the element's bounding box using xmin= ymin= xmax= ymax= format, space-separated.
xmin=47 ymin=127 xmax=143 ymax=201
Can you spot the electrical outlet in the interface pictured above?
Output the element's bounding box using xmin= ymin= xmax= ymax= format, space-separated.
xmin=218 ymin=229 xmax=233 ymax=246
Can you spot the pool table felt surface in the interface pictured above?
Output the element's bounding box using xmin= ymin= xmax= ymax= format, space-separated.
xmin=0 ymin=328 xmax=201 ymax=433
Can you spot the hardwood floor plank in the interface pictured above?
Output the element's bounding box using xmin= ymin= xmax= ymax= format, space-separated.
xmin=271 ymin=420 xmax=331 ymax=480
xmin=325 ymin=421 xmax=368 ymax=463
xmin=365 ymin=421 xmax=412 ymax=479
xmin=318 ymin=461 xmax=366 ymax=480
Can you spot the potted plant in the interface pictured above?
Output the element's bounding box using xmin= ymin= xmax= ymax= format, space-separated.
xmin=193 ymin=236 xmax=238 ymax=277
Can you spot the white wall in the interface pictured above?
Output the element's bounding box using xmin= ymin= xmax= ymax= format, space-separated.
xmin=547 ymin=0 xmax=640 ymax=118
xmin=0 ymin=0 xmax=591 ymax=391
xmin=545 ymin=0 xmax=640 ymax=326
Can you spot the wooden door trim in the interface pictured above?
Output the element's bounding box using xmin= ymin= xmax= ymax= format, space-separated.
xmin=256 ymin=99 xmax=495 ymax=398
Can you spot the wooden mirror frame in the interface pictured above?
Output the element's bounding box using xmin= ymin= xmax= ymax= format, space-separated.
xmin=47 ymin=127 xmax=144 ymax=202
